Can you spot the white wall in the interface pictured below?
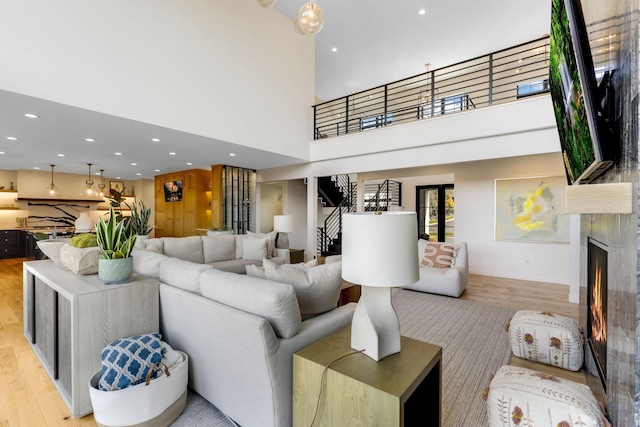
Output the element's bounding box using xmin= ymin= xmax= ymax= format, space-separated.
xmin=0 ymin=0 xmax=315 ymax=159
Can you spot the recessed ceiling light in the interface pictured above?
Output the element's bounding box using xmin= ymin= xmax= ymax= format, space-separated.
xmin=6 ymin=137 xmax=17 ymax=141
xmin=331 ymin=47 xmax=337 ymax=52
xmin=136 ymin=173 xmax=142 ymax=176
xmin=57 ymin=153 xmax=65 ymax=157
xmin=33 ymin=166 xmax=40 ymax=169
xmin=151 ymin=138 xmax=160 ymax=142
xmin=24 ymin=113 xmax=38 ymax=118
xmin=130 ymin=162 xmax=137 ymax=166
xmin=85 ymin=138 xmax=95 ymax=142
xmin=154 ymin=169 xmax=160 ymax=172
xmin=0 ymin=151 xmax=5 ymax=155
xmin=114 ymin=152 xmax=122 ymax=156
xmin=169 ymin=152 xmax=176 ymax=156
xmin=187 ymin=162 xmax=193 ymax=166
xmin=419 ymin=9 xmax=426 ymax=15
xmin=229 ymin=153 xmax=236 ymax=157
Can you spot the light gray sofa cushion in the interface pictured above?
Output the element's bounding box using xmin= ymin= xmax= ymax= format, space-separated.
xmin=202 ymin=234 xmax=236 ymax=263
xmin=199 ymin=269 xmax=301 ymax=338
xmin=131 ymin=249 xmax=168 ymax=278
xmin=242 ymin=237 xmax=268 ymax=261
xmin=263 ymin=259 xmax=343 ymax=319
xmin=163 ymin=236 xmax=204 ymax=264
xmin=159 ymin=257 xmax=213 ymax=292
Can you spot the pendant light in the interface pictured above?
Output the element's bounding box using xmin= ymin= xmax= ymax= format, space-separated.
xmin=98 ymin=169 xmax=106 ymax=197
xmin=295 ymin=2 xmax=325 ymax=35
xmin=44 ymin=164 xmax=59 ymax=197
xmin=81 ymin=163 xmax=97 ymax=197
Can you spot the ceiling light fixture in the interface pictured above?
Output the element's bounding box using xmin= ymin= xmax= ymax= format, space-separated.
xmin=98 ymin=169 xmax=106 ymax=197
xmin=294 ymin=2 xmax=325 ymax=35
xmin=419 ymin=9 xmax=426 ymax=15
xmin=24 ymin=113 xmax=38 ymax=118
xmin=81 ymin=163 xmax=98 ymax=197
xmin=85 ymin=138 xmax=95 ymax=142
xmin=229 ymin=153 xmax=236 ymax=157
xmin=169 ymin=152 xmax=176 ymax=156
xmin=0 ymin=151 xmax=5 ymax=155
xmin=57 ymin=153 xmax=65 ymax=157
xmin=7 ymin=137 xmax=17 ymax=141
xmin=151 ymin=138 xmax=160 ymax=142
xmin=257 ymin=0 xmax=277 ymax=7
xmin=44 ymin=164 xmax=59 ymax=197
xmin=115 ymin=152 xmax=122 ymax=156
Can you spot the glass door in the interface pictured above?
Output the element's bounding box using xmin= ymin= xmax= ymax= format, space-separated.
xmin=416 ymin=184 xmax=454 ymax=242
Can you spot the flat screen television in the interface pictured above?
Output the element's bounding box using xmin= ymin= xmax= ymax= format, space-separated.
xmin=164 ymin=180 xmax=183 ymax=202
xmin=549 ymin=0 xmax=616 ymax=184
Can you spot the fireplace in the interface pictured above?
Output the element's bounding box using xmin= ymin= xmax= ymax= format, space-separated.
xmin=587 ymin=238 xmax=607 ymax=392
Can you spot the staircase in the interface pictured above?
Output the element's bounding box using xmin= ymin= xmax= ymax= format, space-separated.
xmin=363 ymin=179 xmax=402 ymax=211
xmin=317 ymin=175 xmax=356 ymax=257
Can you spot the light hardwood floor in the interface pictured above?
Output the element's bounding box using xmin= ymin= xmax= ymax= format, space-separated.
xmin=0 ymin=258 xmax=583 ymax=426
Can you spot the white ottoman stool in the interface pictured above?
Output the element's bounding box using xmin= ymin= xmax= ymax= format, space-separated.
xmin=507 ymin=310 xmax=584 ymax=371
xmin=486 ymin=365 xmax=609 ymax=427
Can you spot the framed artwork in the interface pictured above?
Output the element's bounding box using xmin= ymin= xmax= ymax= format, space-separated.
xmin=163 ymin=180 xmax=183 ymax=202
xmin=110 ymin=181 xmax=124 ymax=194
xmin=495 ymin=176 xmax=569 ymax=243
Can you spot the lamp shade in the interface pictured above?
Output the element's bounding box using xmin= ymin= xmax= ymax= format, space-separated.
xmin=342 ymin=212 xmax=419 ymax=287
xmin=273 ymin=215 xmax=294 ymax=233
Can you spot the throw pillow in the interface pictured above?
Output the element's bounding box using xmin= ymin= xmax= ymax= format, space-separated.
xmin=263 ymin=259 xmax=343 ymax=319
xmin=159 ymin=257 xmax=213 ymax=292
xmin=245 ymin=263 xmax=267 ymax=279
xmin=131 ymin=249 xmax=167 ymax=279
xmin=99 ymin=333 xmax=164 ymax=391
xmin=242 ymin=237 xmax=268 ymax=261
xmin=199 ymin=269 xmax=302 ymax=338
xmin=202 ymin=234 xmax=236 ymax=263
xmin=421 ymin=242 xmax=456 ymax=268
xmin=162 ymin=236 xmax=204 ymax=264
xmin=247 ymin=230 xmax=277 ymax=258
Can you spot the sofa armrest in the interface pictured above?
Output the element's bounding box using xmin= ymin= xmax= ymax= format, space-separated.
xmin=274 ymin=248 xmax=290 ymax=264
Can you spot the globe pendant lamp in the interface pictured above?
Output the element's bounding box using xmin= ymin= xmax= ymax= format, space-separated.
xmin=295 ymin=1 xmax=325 ymax=35
xmin=81 ymin=163 xmax=97 ymax=197
xmin=257 ymin=0 xmax=277 ymax=7
xmin=98 ymin=169 xmax=106 ymax=197
xmin=44 ymin=164 xmax=59 ymax=197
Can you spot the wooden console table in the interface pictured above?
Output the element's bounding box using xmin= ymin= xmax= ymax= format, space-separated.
xmin=293 ymin=326 xmax=442 ymax=426
xmin=23 ymin=260 xmax=159 ymax=418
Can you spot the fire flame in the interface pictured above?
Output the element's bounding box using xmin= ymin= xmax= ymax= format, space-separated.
xmin=590 ymin=257 xmax=607 ymax=343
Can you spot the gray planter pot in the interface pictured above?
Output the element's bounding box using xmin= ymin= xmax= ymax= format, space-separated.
xmin=98 ymin=257 xmax=134 ymax=283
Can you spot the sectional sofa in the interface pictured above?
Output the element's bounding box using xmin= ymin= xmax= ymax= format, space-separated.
xmin=131 ymin=234 xmax=356 ymax=427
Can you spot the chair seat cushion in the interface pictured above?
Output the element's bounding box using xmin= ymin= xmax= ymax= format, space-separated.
xmin=486 ymin=365 xmax=608 ymax=427
xmin=507 ymin=310 xmax=584 ymax=371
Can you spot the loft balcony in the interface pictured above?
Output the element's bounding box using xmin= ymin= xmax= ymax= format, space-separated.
xmin=313 ymin=37 xmax=550 ymax=140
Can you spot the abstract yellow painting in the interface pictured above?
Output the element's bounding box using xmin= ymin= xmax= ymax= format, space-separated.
xmin=495 ymin=176 xmax=569 ymax=243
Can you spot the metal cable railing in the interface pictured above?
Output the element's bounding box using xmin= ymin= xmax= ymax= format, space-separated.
xmin=313 ymin=37 xmax=550 ymax=140
xmin=317 ymin=175 xmax=356 ymax=255
xmin=364 ymin=180 xmax=401 ymax=211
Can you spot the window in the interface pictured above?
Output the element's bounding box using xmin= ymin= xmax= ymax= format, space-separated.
xmin=416 ymin=184 xmax=454 ymax=242
xmin=360 ymin=113 xmax=392 ymax=130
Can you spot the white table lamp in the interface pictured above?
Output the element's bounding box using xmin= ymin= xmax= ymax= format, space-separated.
xmin=342 ymin=212 xmax=419 ymax=361
xmin=273 ymin=214 xmax=294 ymax=249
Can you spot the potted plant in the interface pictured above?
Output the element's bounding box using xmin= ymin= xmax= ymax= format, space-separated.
xmin=207 ymin=225 xmax=233 ymax=236
xmin=95 ymin=206 xmax=137 ymax=283
xmin=130 ymin=200 xmax=153 ymax=237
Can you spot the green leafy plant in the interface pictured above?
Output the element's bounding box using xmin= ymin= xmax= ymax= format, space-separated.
xmin=69 ymin=233 xmax=98 ymax=248
xmin=130 ymin=200 xmax=152 ymax=235
xmin=105 ymin=186 xmax=131 ymax=223
xmin=95 ymin=206 xmax=137 ymax=259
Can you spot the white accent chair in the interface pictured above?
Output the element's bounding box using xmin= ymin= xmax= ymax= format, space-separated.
xmin=402 ymin=240 xmax=468 ymax=297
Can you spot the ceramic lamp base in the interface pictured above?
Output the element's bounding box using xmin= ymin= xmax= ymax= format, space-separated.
xmin=351 ymin=286 xmax=401 ymax=361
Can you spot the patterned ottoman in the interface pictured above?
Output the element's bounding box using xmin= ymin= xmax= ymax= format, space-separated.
xmin=485 ymin=365 xmax=609 ymax=427
xmin=506 ymin=310 xmax=584 ymax=371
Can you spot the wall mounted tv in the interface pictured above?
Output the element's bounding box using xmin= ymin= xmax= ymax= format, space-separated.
xmin=164 ymin=180 xmax=183 ymax=202
xmin=549 ymin=0 xmax=617 ymax=184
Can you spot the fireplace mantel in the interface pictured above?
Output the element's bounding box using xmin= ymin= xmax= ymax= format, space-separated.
xmin=561 ymin=182 xmax=633 ymax=214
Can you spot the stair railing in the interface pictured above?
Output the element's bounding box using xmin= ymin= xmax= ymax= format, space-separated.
xmin=364 ymin=179 xmax=401 ymax=211
xmin=317 ymin=177 xmax=356 ymax=256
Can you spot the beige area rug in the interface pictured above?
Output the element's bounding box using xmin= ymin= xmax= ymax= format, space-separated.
xmin=393 ymin=288 xmax=516 ymax=427
xmin=172 ymin=289 xmax=515 ymax=426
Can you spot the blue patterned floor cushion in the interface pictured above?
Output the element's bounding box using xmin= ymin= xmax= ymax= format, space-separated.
xmin=99 ymin=333 xmax=164 ymax=391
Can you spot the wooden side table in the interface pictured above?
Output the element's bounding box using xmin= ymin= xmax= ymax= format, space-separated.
xmin=338 ymin=281 xmax=361 ymax=306
xmin=293 ymin=326 xmax=442 ymax=426
xmin=289 ymin=248 xmax=305 ymax=264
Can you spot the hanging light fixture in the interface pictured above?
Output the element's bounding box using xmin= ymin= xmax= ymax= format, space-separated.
xmin=257 ymin=0 xmax=277 ymax=7
xmin=295 ymin=1 xmax=325 ymax=35
xmin=98 ymin=169 xmax=106 ymax=197
xmin=81 ymin=163 xmax=98 ymax=197
xmin=44 ymin=164 xmax=59 ymax=197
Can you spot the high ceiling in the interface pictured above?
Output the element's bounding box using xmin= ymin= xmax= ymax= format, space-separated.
xmin=0 ymin=0 xmax=551 ymax=180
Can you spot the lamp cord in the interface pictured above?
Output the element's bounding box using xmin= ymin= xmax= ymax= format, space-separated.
xmin=310 ymin=349 xmax=365 ymax=427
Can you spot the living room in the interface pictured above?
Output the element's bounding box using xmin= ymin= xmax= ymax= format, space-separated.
xmin=0 ymin=0 xmax=637 ymax=426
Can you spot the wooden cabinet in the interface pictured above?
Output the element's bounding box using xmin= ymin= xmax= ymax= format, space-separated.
xmin=155 ymin=169 xmax=211 ymax=237
xmin=23 ymin=261 xmax=159 ymax=418
xmin=0 ymin=229 xmax=24 ymax=258
xmin=293 ymin=326 xmax=442 ymax=426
